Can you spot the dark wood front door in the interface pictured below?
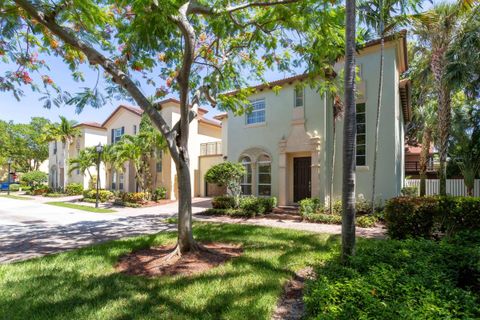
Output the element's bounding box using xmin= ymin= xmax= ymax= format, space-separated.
xmin=293 ymin=157 xmax=311 ymax=202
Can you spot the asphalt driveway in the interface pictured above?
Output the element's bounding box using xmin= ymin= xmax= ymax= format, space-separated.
xmin=0 ymin=197 xmax=211 ymax=264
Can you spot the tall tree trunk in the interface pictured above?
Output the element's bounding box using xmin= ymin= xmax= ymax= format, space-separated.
xmin=176 ymin=161 xmax=196 ymax=253
xmin=419 ymin=128 xmax=432 ymax=196
xmin=371 ymin=4 xmax=384 ymax=214
xmin=342 ymin=0 xmax=357 ymax=262
xmin=431 ymin=49 xmax=451 ymax=196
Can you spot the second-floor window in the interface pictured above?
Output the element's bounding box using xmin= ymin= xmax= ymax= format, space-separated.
xmin=356 ymin=103 xmax=366 ymax=166
xmin=294 ymin=87 xmax=304 ymax=107
xmin=246 ymin=99 xmax=265 ymax=125
xmin=112 ymin=127 xmax=124 ymax=143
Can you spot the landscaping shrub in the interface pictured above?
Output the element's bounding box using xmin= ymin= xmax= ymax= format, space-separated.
xmin=8 ymin=184 xmax=20 ymax=191
xmin=20 ymin=185 xmax=31 ymax=191
xmin=258 ymin=196 xmax=277 ymax=213
xmin=384 ymin=196 xmax=438 ymax=239
xmin=212 ymin=196 xmax=236 ymax=209
xmin=203 ymin=208 xmax=245 ymax=217
xmin=152 ymin=186 xmax=167 ymax=201
xmin=113 ymin=199 xmax=142 ymax=208
xmin=239 ymin=196 xmax=265 ymax=217
xmin=401 ymin=186 xmax=418 ymax=196
xmin=299 ymin=198 xmax=322 ymax=218
xmin=65 ymin=183 xmax=83 ymax=196
xmin=20 ymin=171 xmax=48 ymax=187
xmin=385 ymin=196 xmax=480 ymax=239
xmin=122 ymin=192 xmax=146 ymax=203
xmin=305 ymin=213 xmax=342 ymax=224
xmin=356 ymin=215 xmax=378 ymax=228
xmin=438 ymin=196 xmax=480 ymax=235
xmin=304 ymin=233 xmax=480 ymax=319
xmin=82 ymin=189 xmax=114 ymax=202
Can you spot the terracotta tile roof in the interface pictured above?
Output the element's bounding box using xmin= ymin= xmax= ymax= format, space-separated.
xmin=405 ymin=144 xmax=434 ymax=154
xmin=213 ymin=113 xmax=228 ymax=120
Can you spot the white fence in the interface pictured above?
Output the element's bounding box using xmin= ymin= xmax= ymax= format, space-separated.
xmin=404 ymin=179 xmax=480 ymax=197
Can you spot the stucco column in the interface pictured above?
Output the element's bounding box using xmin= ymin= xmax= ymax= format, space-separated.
xmin=278 ymin=140 xmax=287 ymax=206
xmin=310 ymin=137 xmax=322 ymax=202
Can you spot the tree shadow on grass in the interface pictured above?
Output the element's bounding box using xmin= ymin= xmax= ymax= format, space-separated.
xmin=0 ymin=223 xmax=340 ymax=319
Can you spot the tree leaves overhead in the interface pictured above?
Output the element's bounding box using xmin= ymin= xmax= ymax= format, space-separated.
xmin=1 ymin=0 xmax=348 ymax=114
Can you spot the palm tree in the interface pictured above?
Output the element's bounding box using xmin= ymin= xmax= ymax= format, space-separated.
xmin=358 ymin=0 xmax=421 ymax=211
xmin=413 ymin=102 xmax=437 ymax=196
xmin=450 ymin=100 xmax=480 ymax=196
xmin=115 ymin=135 xmax=146 ymax=193
xmin=412 ymin=2 xmax=473 ymax=195
xmin=342 ymin=0 xmax=357 ymax=261
xmin=68 ymin=147 xmax=97 ymax=182
xmin=47 ymin=116 xmax=81 ymax=190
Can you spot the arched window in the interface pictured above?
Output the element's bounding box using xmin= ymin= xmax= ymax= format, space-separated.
xmin=257 ymin=154 xmax=271 ymax=196
xmin=240 ymin=156 xmax=252 ymax=195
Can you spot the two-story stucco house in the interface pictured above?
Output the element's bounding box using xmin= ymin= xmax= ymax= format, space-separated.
xmin=102 ymin=99 xmax=221 ymax=200
xmin=48 ymin=122 xmax=107 ymax=190
xmin=217 ymin=32 xmax=411 ymax=206
xmin=49 ymin=99 xmax=222 ymax=199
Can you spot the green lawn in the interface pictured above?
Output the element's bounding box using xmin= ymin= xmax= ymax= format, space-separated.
xmin=0 ymin=223 xmax=339 ymax=319
xmin=0 ymin=194 xmax=33 ymax=200
xmin=45 ymin=201 xmax=116 ymax=213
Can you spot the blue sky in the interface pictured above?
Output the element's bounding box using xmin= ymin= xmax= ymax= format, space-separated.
xmin=0 ymin=0 xmax=439 ymax=124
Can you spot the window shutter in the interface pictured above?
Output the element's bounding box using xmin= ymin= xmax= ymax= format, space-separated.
xmin=121 ymin=126 xmax=125 ymax=135
xmin=111 ymin=129 xmax=114 ymax=143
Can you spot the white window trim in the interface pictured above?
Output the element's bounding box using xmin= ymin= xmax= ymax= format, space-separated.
xmin=257 ymin=157 xmax=272 ymax=197
xmin=245 ymin=98 xmax=266 ymax=126
xmin=240 ymin=157 xmax=253 ymax=195
xmin=294 ymin=87 xmax=304 ymax=108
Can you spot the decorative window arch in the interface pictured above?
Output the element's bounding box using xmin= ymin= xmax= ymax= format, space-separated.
xmin=240 ymin=156 xmax=252 ymax=195
xmin=257 ymin=154 xmax=272 ymax=196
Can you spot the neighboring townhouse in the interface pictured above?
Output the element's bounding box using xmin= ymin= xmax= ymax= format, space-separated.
xmin=217 ymin=32 xmax=411 ymax=206
xmin=48 ymin=122 xmax=107 ymax=190
xmin=101 ymin=99 xmax=222 ymax=199
xmin=405 ymin=143 xmax=437 ymax=178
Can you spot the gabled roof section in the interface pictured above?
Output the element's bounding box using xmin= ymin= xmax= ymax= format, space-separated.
xmin=101 ymin=105 xmax=143 ymax=127
xmin=74 ymin=122 xmax=106 ymax=130
xmin=399 ymin=79 xmax=412 ymax=122
xmin=213 ymin=113 xmax=228 ymax=121
xmin=199 ymin=118 xmax=221 ymax=128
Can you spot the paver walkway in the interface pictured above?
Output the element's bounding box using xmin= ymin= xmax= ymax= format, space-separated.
xmin=0 ymin=197 xmax=210 ymax=264
xmin=193 ymin=214 xmax=386 ymax=239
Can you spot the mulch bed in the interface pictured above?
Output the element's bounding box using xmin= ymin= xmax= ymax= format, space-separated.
xmin=116 ymin=243 xmax=243 ymax=277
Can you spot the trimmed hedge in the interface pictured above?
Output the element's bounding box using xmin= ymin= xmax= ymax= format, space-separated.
xmin=209 ymin=195 xmax=277 ymax=217
xmin=122 ymin=192 xmax=147 ymax=204
xmin=385 ymin=196 xmax=480 ymax=239
xmin=212 ymin=196 xmax=236 ymax=209
xmin=304 ymin=232 xmax=480 ymax=319
xmin=82 ymin=189 xmax=114 ymax=202
xmin=65 ymin=183 xmax=83 ymax=196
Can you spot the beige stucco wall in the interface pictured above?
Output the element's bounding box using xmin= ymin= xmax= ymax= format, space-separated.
xmin=225 ymin=40 xmax=406 ymax=205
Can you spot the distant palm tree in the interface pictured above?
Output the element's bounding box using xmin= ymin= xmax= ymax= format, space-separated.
xmin=413 ymin=103 xmax=437 ymax=196
xmin=68 ymin=147 xmax=97 ymax=181
xmin=115 ymin=135 xmax=145 ymax=192
xmin=47 ymin=116 xmax=81 ymax=190
xmin=342 ymin=0 xmax=357 ymax=261
xmin=412 ymin=1 xmax=473 ymax=195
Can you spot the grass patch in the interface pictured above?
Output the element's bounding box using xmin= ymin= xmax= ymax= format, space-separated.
xmin=0 ymin=194 xmax=33 ymax=200
xmin=0 ymin=223 xmax=338 ymax=319
xmin=45 ymin=201 xmax=116 ymax=213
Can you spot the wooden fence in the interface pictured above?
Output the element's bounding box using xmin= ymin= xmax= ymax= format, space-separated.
xmin=404 ymin=179 xmax=480 ymax=197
